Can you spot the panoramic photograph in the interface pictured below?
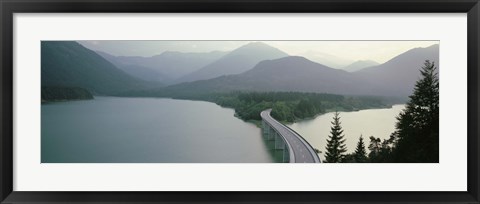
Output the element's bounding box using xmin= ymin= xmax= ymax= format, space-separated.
xmin=41 ymin=40 xmax=439 ymax=163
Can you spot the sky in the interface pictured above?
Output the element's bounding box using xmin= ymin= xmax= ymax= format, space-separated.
xmin=78 ymin=40 xmax=439 ymax=65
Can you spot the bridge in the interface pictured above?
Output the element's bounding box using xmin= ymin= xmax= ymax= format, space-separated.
xmin=260 ymin=109 xmax=321 ymax=163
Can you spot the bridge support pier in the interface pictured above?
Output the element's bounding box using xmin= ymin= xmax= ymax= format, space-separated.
xmin=262 ymin=120 xmax=268 ymax=137
xmin=267 ymin=126 xmax=274 ymax=141
xmin=274 ymin=132 xmax=284 ymax=150
xmin=261 ymin=110 xmax=321 ymax=163
xmin=262 ymin=118 xmax=294 ymax=163
xmin=262 ymin=121 xmax=271 ymax=140
xmin=282 ymin=145 xmax=289 ymax=163
xmin=273 ymin=132 xmax=289 ymax=163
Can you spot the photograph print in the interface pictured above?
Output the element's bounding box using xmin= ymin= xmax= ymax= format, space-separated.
xmin=41 ymin=40 xmax=439 ymax=163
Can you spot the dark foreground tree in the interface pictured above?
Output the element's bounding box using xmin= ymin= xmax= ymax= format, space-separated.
xmin=368 ymin=136 xmax=381 ymax=162
xmin=324 ymin=111 xmax=347 ymax=163
xmin=390 ymin=60 xmax=439 ymax=162
xmin=341 ymin=153 xmax=356 ymax=163
xmin=354 ymin=135 xmax=368 ymax=162
xmin=368 ymin=136 xmax=393 ymax=162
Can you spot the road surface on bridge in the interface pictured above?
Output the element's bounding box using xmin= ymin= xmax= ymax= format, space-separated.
xmin=261 ymin=109 xmax=321 ymax=163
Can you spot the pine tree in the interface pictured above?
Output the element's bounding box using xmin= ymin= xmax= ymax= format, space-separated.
xmin=390 ymin=60 xmax=439 ymax=162
xmin=368 ymin=136 xmax=394 ymax=162
xmin=324 ymin=111 xmax=347 ymax=163
xmin=354 ymin=135 xmax=368 ymax=162
xmin=368 ymin=136 xmax=382 ymax=161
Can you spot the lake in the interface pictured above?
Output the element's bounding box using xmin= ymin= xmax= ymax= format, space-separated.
xmin=41 ymin=97 xmax=275 ymax=163
xmin=287 ymin=104 xmax=406 ymax=160
xmin=42 ymin=96 xmax=405 ymax=163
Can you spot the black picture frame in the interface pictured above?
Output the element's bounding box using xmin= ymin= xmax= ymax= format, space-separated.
xmin=1 ymin=0 xmax=479 ymax=203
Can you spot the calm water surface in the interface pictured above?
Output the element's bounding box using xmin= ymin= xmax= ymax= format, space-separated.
xmin=42 ymin=97 xmax=275 ymax=163
xmin=42 ymin=96 xmax=404 ymax=163
xmin=288 ymin=105 xmax=406 ymax=160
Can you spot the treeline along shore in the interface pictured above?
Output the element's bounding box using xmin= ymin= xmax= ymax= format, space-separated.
xmin=41 ymin=86 xmax=94 ymax=103
xmin=117 ymin=89 xmax=401 ymax=124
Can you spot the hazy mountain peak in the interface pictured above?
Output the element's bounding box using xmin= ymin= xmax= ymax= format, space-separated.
xmin=227 ymin=42 xmax=288 ymax=56
xmin=301 ymin=50 xmax=354 ymax=68
xmin=343 ymin=60 xmax=380 ymax=72
xmin=278 ymin=55 xmax=309 ymax=61
xmin=412 ymin=44 xmax=439 ymax=50
xmin=159 ymin=50 xmax=227 ymax=57
xmin=159 ymin=51 xmax=183 ymax=56
xmin=354 ymin=44 xmax=439 ymax=96
xmin=241 ymin=41 xmax=270 ymax=48
xmin=247 ymin=56 xmax=335 ymax=74
xmin=176 ymin=42 xmax=289 ymax=83
xmin=425 ymin=44 xmax=439 ymax=50
xmin=257 ymin=56 xmax=314 ymax=66
xmin=356 ymin=59 xmax=378 ymax=63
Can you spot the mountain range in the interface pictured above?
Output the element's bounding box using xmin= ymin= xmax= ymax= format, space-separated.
xmin=97 ymin=50 xmax=226 ymax=84
xmin=301 ymin=51 xmax=354 ymax=68
xmin=354 ymin=44 xmax=439 ymax=96
xmin=153 ymin=44 xmax=439 ymax=97
xmin=343 ymin=60 xmax=380 ymax=72
xmin=41 ymin=41 xmax=154 ymax=95
xmin=176 ymin=42 xmax=289 ymax=83
xmin=41 ymin=41 xmax=439 ymax=98
xmin=158 ymin=56 xmax=382 ymax=97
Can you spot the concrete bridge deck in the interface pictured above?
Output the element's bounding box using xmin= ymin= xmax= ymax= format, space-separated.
xmin=261 ymin=109 xmax=321 ymax=163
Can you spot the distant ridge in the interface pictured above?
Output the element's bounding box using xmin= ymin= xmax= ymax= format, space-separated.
xmin=301 ymin=51 xmax=354 ymax=68
xmin=343 ymin=60 xmax=380 ymax=72
xmin=176 ymin=42 xmax=289 ymax=83
xmin=156 ymin=56 xmax=385 ymax=97
xmin=147 ymin=45 xmax=439 ymax=98
xmin=43 ymin=41 xmax=439 ymax=98
xmin=97 ymin=50 xmax=227 ymax=84
xmin=41 ymin=41 xmax=155 ymax=95
xmin=354 ymin=44 xmax=439 ymax=96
